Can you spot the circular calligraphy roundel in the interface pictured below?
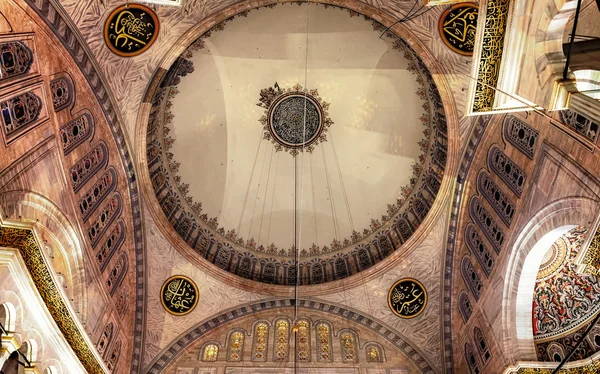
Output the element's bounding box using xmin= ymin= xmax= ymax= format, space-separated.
xmin=104 ymin=4 xmax=160 ymax=57
xmin=160 ymin=275 xmax=198 ymax=316
xmin=438 ymin=3 xmax=478 ymax=56
xmin=387 ymin=278 xmax=427 ymax=319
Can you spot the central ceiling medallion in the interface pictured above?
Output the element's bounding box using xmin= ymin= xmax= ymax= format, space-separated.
xmin=258 ymin=83 xmax=333 ymax=156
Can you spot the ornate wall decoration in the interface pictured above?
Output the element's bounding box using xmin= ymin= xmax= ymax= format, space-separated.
xmin=560 ymin=110 xmax=599 ymax=144
xmin=257 ymin=83 xmax=332 ymax=156
xmin=0 ymin=41 xmax=33 ymax=81
xmin=97 ymin=220 xmax=126 ymax=272
xmin=251 ymin=322 xmax=268 ymax=361
xmin=387 ymin=278 xmax=428 ymax=318
xmin=469 ymin=196 xmax=505 ymax=253
xmin=458 ymin=291 xmax=473 ymax=322
xmin=0 ymin=91 xmax=43 ymax=142
xmin=464 ymin=342 xmax=480 ymax=374
xmin=106 ymin=252 xmax=128 ymax=295
xmin=477 ymin=171 xmax=515 ymax=226
xmin=461 ymin=257 xmax=483 ymax=300
xmin=103 ymin=4 xmax=159 ymax=57
xmin=465 ymin=223 xmax=494 ymax=277
xmin=70 ymin=142 xmax=109 ymax=193
xmin=87 ymin=194 xmax=122 ymax=247
xmin=60 ymin=112 xmax=94 ymax=155
xmin=340 ymin=331 xmax=358 ymax=363
xmin=488 ymin=146 xmax=526 ymax=197
xmin=438 ymin=3 xmax=478 ymax=56
xmin=79 ymin=167 xmax=116 ymax=222
xmin=533 ymin=228 xmax=600 ymax=342
xmin=201 ymin=344 xmax=219 ymax=361
xmin=273 ymin=319 xmax=289 ymax=361
xmin=227 ymin=331 xmax=245 ymax=361
xmin=144 ymin=3 xmax=448 ymax=286
xmin=316 ymin=322 xmax=333 ymax=362
xmin=97 ymin=322 xmax=113 ymax=356
xmin=50 ymin=76 xmax=74 ymax=112
xmin=0 ymin=226 xmax=104 ymax=373
xmin=503 ymin=116 xmax=539 ymax=159
xmin=296 ymin=320 xmax=311 ymax=361
xmin=160 ymin=275 xmax=198 ymax=315
xmin=471 ymin=0 xmax=510 ymax=112
xmin=106 ymin=340 xmax=121 ymax=371
xmin=582 ymin=225 xmax=600 ymax=276
xmin=365 ymin=343 xmax=384 ymax=362
xmin=474 ymin=327 xmax=491 ymax=367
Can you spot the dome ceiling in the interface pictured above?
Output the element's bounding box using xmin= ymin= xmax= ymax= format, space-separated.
xmin=146 ymin=2 xmax=447 ymax=285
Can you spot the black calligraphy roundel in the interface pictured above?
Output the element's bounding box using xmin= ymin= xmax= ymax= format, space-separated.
xmin=438 ymin=3 xmax=478 ymax=56
xmin=388 ymin=278 xmax=427 ymax=319
xmin=104 ymin=4 xmax=159 ymax=57
xmin=161 ymin=275 xmax=198 ymax=316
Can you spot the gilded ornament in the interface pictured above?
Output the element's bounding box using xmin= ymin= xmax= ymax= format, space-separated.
xmin=104 ymin=4 xmax=159 ymax=57
xmin=0 ymin=226 xmax=104 ymax=373
xmin=438 ymin=3 xmax=478 ymax=56
xmin=388 ymin=278 xmax=427 ymax=318
xmin=160 ymin=275 xmax=198 ymax=315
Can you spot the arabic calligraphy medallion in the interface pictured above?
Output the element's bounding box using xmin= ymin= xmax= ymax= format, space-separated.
xmin=438 ymin=3 xmax=478 ymax=56
xmin=160 ymin=275 xmax=198 ymax=315
xmin=104 ymin=4 xmax=159 ymax=57
xmin=388 ymin=278 xmax=427 ymax=319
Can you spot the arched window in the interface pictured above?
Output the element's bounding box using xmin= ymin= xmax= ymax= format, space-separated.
xmin=394 ymin=217 xmax=413 ymax=243
xmin=547 ymin=343 xmax=565 ymax=362
xmin=465 ymin=224 xmax=494 ymax=277
xmin=465 ymin=342 xmax=480 ymax=374
xmin=227 ymin=331 xmax=245 ymax=361
xmin=88 ymin=194 xmax=122 ymax=248
xmin=97 ymin=322 xmax=113 ymax=356
xmin=295 ymin=319 xmax=310 ymax=361
xmin=1 ymin=91 xmax=42 ymax=142
xmin=0 ymin=302 xmax=16 ymax=332
xmin=97 ymin=221 xmax=125 ymax=272
xmin=107 ymin=252 xmax=127 ymax=295
xmin=0 ymin=42 xmax=33 ymax=81
xmin=115 ymin=292 xmax=127 ymax=317
xmin=201 ymin=343 xmax=219 ymax=362
xmin=474 ymin=327 xmax=491 ymax=366
xmin=316 ymin=322 xmax=333 ymax=362
xmin=477 ymin=172 xmax=515 ymax=227
xmin=70 ymin=142 xmax=109 ymax=193
xmin=60 ymin=113 xmax=94 ymax=155
xmin=459 ymin=291 xmax=473 ymax=323
xmin=560 ymin=109 xmax=599 ymax=143
xmin=357 ymin=247 xmax=372 ymax=270
xmin=334 ymin=257 xmax=348 ymax=279
xmin=50 ymin=76 xmax=74 ymax=112
xmin=503 ymin=116 xmax=538 ymax=159
xmin=273 ymin=319 xmax=289 ymax=361
xmin=238 ymin=256 xmax=252 ymax=279
xmin=340 ymin=331 xmax=358 ymax=363
xmin=365 ymin=343 xmax=384 ymax=363
xmin=488 ymin=146 xmax=526 ymax=197
xmin=469 ymin=197 xmax=505 ymax=253
xmin=262 ymin=262 xmax=276 ymax=283
xmin=311 ymin=261 xmax=324 ymax=284
xmin=106 ymin=340 xmax=121 ymax=371
xmin=461 ymin=257 xmax=483 ymax=300
xmin=251 ymin=322 xmax=269 ymax=361
xmin=80 ymin=167 xmax=116 ymax=222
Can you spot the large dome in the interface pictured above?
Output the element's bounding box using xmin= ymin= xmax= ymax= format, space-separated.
xmin=146 ymin=2 xmax=447 ymax=285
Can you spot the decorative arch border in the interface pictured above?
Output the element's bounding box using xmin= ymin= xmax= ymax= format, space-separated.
xmin=501 ymin=197 xmax=600 ymax=362
xmin=146 ymin=298 xmax=436 ymax=374
xmin=21 ymin=1 xmax=147 ymax=372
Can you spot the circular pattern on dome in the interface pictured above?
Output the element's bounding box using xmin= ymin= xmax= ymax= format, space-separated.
xmin=145 ymin=3 xmax=448 ymax=285
xmin=536 ymin=237 xmax=570 ymax=282
xmin=271 ymin=93 xmax=323 ymax=148
xmin=438 ymin=3 xmax=478 ymax=56
xmin=161 ymin=275 xmax=198 ymax=315
xmin=388 ymin=278 xmax=427 ymax=319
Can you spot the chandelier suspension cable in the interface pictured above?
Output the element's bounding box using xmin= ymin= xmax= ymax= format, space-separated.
xmin=321 ymin=145 xmax=341 ymax=240
xmin=236 ymin=132 xmax=265 ymax=236
xmin=247 ymin=141 xmax=270 ymax=239
xmin=309 ymin=154 xmax=320 ymax=247
xmin=329 ymin=133 xmax=355 ymax=233
xmin=257 ymin=146 xmax=275 ymax=245
xmin=265 ymin=152 xmax=281 ymax=247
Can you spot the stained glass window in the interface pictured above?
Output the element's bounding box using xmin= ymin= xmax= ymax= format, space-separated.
xmin=202 ymin=344 xmax=218 ymax=362
xmin=274 ymin=319 xmax=289 ymax=361
xmin=295 ymin=320 xmax=310 ymax=361
xmin=316 ymin=322 xmax=332 ymax=361
xmin=227 ymin=331 xmax=245 ymax=361
xmin=340 ymin=332 xmax=357 ymax=363
xmin=366 ymin=344 xmax=383 ymax=362
xmin=252 ymin=322 xmax=268 ymax=361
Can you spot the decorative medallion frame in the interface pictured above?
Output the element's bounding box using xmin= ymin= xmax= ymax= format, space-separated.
xmin=438 ymin=3 xmax=479 ymax=56
xmin=103 ymin=3 xmax=160 ymax=57
xmin=387 ymin=277 xmax=428 ymax=319
xmin=160 ymin=274 xmax=199 ymax=315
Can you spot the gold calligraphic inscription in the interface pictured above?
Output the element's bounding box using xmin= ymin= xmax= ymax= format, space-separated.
xmin=160 ymin=275 xmax=198 ymax=315
xmin=582 ymin=226 xmax=600 ymax=277
xmin=103 ymin=4 xmax=159 ymax=57
xmin=438 ymin=3 xmax=478 ymax=56
xmin=472 ymin=0 xmax=510 ymax=112
xmin=387 ymin=278 xmax=427 ymax=319
xmin=0 ymin=226 xmax=104 ymax=373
